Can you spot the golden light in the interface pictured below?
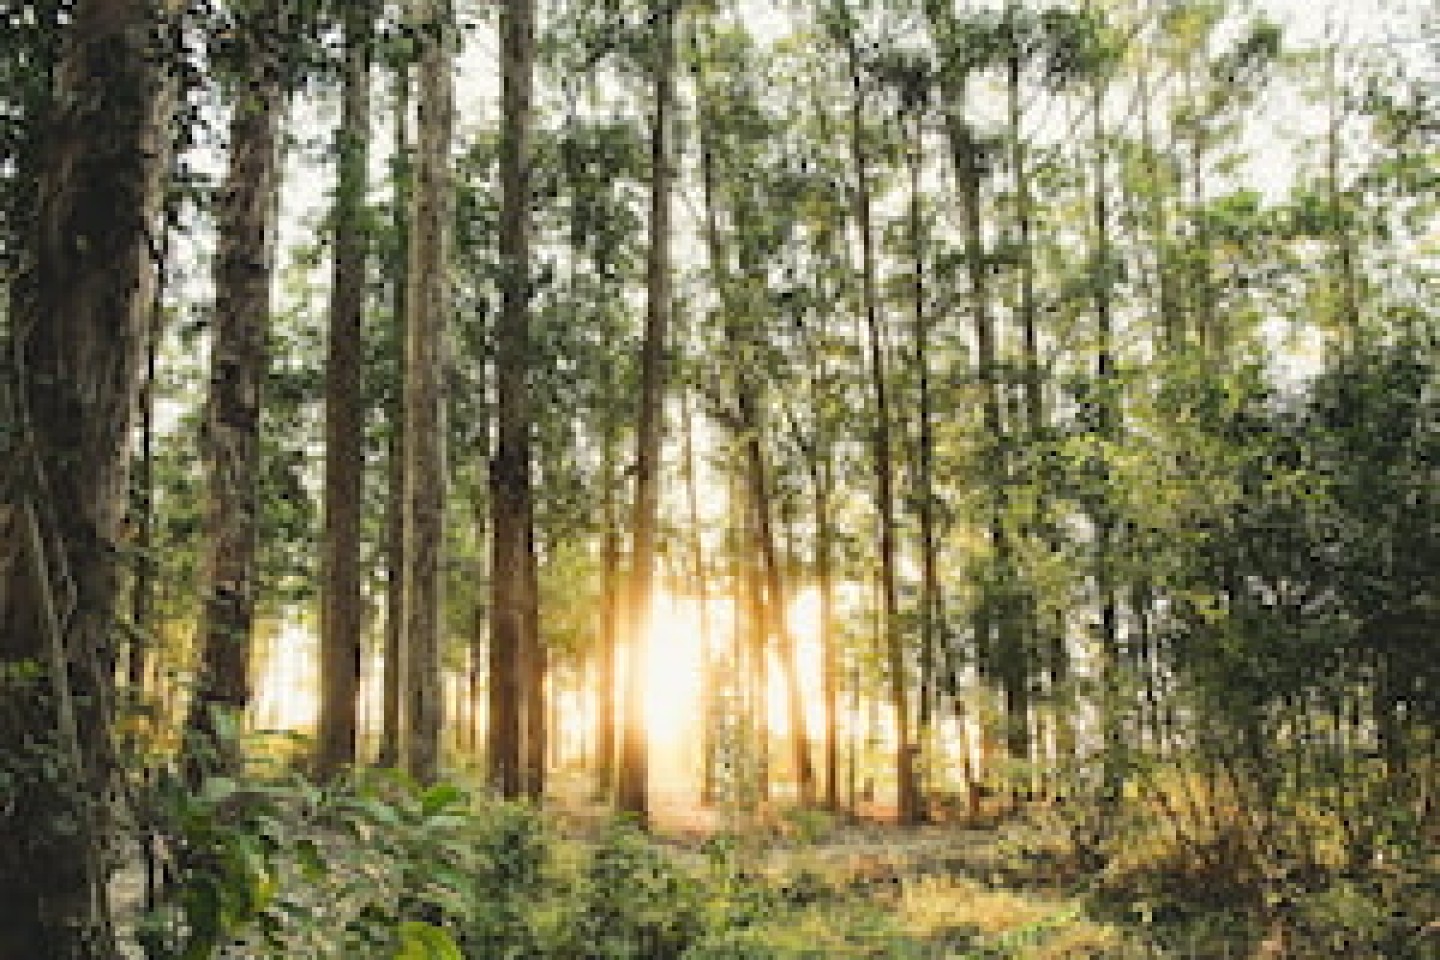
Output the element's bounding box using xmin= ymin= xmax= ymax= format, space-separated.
xmin=251 ymin=620 xmax=317 ymax=732
xmin=639 ymin=591 xmax=706 ymax=749
xmin=637 ymin=586 xmax=829 ymax=750
xmin=766 ymin=587 xmax=826 ymax=738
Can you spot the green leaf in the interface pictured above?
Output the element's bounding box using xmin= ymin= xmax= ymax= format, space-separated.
xmin=394 ymin=921 xmax=463 ymax=960
xmin=200 ymin=775 xmax=239 ymax=806
xmin=420 ymin=783 xmax=468 ymax=817
xmin=295 ymin=837 xmax=328 ymax=880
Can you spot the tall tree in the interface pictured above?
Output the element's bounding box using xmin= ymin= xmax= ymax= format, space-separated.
xmin=616 ymin=0 xmax=677 ymax=821
xmin=188 ymin=0 xmax=288 ymax=775
xmin=317 ymin=0 xmax=377 ymax=778
xmin=401 ymin=0 xmax=454 ymax=783
xmin=834 ymin=5 xmax=921 ymax=824
xmin=0 ymin=1 xmax=170 ymax=952
xmin=895 ymin=62 xmax=943 ymax=794
xmin=489 ymin=0 xmax=538 ymax=800
xmin=1086 ymin=24 xmax=1123 ymax=800
xmin=378 ymin=59 xmax=411 ymax=769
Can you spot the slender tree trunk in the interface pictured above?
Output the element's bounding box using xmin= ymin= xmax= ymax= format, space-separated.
xmin=189 ymin=4 xmax=285 ymax=774
xmin=694 ymin=90 xmax=729 ymax=808
xmin=0 ymin=2 xmax=169 ymax=953
xmin=468 ymin=517 xmax=485 ymax=756
xmin=1091 ymin=74 xmax=1123 ymax=802
xmin=130 ymin=214 xmax=168 ymax=695
xmin=1008 ymin=42 xmax=1066 ymax=795
xmin=616 ymin=0 xmax=676 ymax=822
xmin=1007 ymin=51 xmax=1042 ymax=441
xmin=401 ymin=0 xmax=453 ymax=783
xmin=378 ymin=62 xmax=411 ymax=769
xmin=743 ymin=475 xmax=771 ymax=805
xmin=489 ymin=0 xmax=536 ymax=800
xmin=317 ymin=0 xmax=375 ymax=778
xmin=846 ymin=38 xmax=920 ymax=826
xmin=595 ymin=422 xmax=620 ymax=799
xmin=522 ymin=519 xmax=545 ymax=798
xmin=952 ymin=92 xmax=1027 ymax=783
xmin=908 ymin=109 xmax=941 ymax=804
xmin=816 ymin=461 xmax=840 ymax=811
xmin=726 ymin=468 xmax=762 ymax=808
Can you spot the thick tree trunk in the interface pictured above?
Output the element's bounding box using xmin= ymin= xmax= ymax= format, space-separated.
xmin=189 ymin=3 xmax=285 ymax=775
xmin=317 ymin=0 xmax=375 ymax=778
xmin=616 ymin=0 xmax=675 ymax=823
xmin=489 ymin=0 xmax=536 ymax=800
xmin=0 ymin=2 xmax=168 ymax=954
xmin=401 ymin=0 xmax=453 ymax=784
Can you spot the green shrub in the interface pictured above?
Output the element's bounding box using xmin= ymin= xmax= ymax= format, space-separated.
xmin=574 ymin=820 xmax=707 ymax=958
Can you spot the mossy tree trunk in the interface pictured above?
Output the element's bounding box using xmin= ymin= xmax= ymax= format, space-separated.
xmin=0 ymin=1 xmax=169 ymax=953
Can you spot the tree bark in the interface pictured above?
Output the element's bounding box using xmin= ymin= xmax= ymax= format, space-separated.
xmin=594 ymin=422 xmax=620 ymax=799
xmin=0 ymin=2 xmax=169 ymax=953
xmin=616 ymin=0 xmax=675 ymax=823
xmin=130 ymin=212 xmax=167 ymax=695
xmin=401 ymin=0 xmax=453 ymax=784
xmin=378 ymin=62 xmax=411 ymax=769
xmin=189 ymin=0 xmax=285 ymax=776
xmin=907 ymin=106 xmax=942 ymax=801
xmin=816 ymin=466 xmax=839 ymax=811
xmin=1091 ymin=74 xmax=1123 ymax=801
xmin=489 ymin=0 xmax=536 ymax=800
xmin=317 ymin=0 xmax=375 ymax=778
xmin=522 ymin=519 xmax=545 ymax=798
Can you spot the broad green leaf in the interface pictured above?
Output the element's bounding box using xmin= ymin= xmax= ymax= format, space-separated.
xmin=394 ymin=921 xmax=463 ymax=960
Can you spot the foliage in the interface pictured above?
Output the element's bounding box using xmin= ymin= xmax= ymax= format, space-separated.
xmin=134 ymin=752 xmax=473 ymax=959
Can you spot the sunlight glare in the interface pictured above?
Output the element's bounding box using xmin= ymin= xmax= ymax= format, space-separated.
xmin=765 ymin=587 xmax=826 ymax=737
xmin=641 ymin=591 xmax=706 ymax=748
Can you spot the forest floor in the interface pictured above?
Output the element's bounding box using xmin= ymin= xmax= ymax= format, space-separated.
xmin=113 ymin=768 xmax=1438 ymax=957
xmin=540 ymin=771 xmax=1165 ymax=958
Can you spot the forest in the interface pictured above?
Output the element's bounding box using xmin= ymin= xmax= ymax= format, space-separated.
xmin=0 ymin=0 xmax=1436 ymax=957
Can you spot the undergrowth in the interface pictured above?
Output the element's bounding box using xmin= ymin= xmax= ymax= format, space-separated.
xmin=127 ymin=749 xmax=1440 ymax=959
